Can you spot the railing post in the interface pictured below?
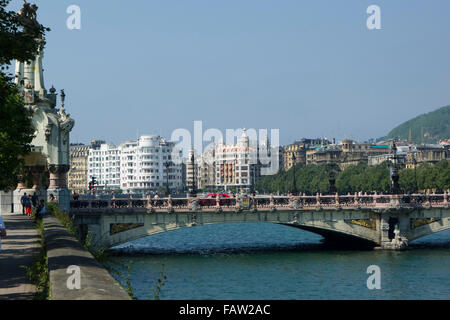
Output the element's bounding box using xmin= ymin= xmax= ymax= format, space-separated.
xmin=424 ymin=190 xmax=431 ymax=208
xmin=128 ymin=195 xmax=132 ymax=208
xmin=146 ymin=195 xmax=154 ymax=213
xmin=234 ymin=194 xmax=241 ymax=212
xmin=270 ymin=193 xmax=276 ymax=212
xmin=216 ymin=195 xmax=222 ymax=213
xmin=372 ymin=192 xmax=377 ymax=206
xmin=335 ymin=192 xmax=340 ymax=209
xmin=290 ymin=194 xmax=300 ymax=210
xmin=252 ymin=194 xmax=257 ymax=212
xmin=191 ymin=197 xmax=200 ymax=212
xmin=167 ymin=194 xmax=174 ymax=213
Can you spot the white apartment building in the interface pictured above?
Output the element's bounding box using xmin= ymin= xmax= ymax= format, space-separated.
xmin=214 ymin=129 xmax=260 ymax=191
xmin=186 ymin=129 xmax=279 ymax=192
xmin=88 ymin=143 xmax=121 ymax=191
xmin=119 ymin=135 xmax=183 ymax=194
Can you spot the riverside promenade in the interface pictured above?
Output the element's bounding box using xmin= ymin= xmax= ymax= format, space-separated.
xmin=0 ymin=213 xmax=131 ymax=300
xmin=0 ymin=214 xmax=39 ymax=300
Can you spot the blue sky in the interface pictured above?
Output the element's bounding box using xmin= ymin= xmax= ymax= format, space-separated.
xmin=8 ymin=0 xmax=450 ymax=145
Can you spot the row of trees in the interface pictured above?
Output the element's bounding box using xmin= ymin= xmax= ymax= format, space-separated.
xmin=0 ymin=0 xmax=48 ymax=190
xmin=255 ymin=160 xmax=450 ymax=195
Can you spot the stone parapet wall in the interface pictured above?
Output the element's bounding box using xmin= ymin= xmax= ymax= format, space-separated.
xmin=43 ymin=216 xmax=130 ymax=300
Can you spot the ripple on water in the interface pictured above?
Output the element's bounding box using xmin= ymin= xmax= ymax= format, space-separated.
xmin=107 ymin=223 xmax=450 ymax=300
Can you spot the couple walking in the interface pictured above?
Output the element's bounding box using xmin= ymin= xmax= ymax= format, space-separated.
xmin=20 ymin=193 xmax=46 ymax=219
xmin=21 ymin=193 xmax=36 ymax=216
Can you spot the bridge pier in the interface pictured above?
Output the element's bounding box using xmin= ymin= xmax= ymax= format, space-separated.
xmin=379 ymin=211 xmax=409 ymax=250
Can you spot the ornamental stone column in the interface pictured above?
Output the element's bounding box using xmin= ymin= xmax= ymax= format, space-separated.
xmin=48 ymin=165 xmax=59 ymax=189
xmin=57 ymin=164 xmax=70 ymax=189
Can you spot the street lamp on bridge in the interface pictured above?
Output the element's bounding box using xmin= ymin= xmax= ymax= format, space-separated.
xmin=389 ymin=141 xmax=401 ymax=194
xmin=292 ymin=153 xmax=298 ymax=196
xmin=190 ymin=152 xmax=197 ymax=197
xmin=413 ymin=154 xmax=418 ymax=193
xmin=164 ymin=161 xmax=170 ymax=196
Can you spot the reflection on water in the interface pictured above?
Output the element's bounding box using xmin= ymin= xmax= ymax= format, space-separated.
xmin=107 ymin=223 xmax=450 ymax=300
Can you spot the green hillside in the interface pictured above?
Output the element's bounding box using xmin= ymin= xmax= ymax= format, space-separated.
xmin=380 ymin=105 xmax=450 ymax=144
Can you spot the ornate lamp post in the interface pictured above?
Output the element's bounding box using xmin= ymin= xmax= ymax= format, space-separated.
xmin=164 ymin=161 xmax=170 ymax=196
xmin=191 ymin=153 xmax=197 ymax=197
xmin=292 ymin=153 xmax=298 ymax=196
xmin=413 ymin=154 xmax=418 ymax=193
xmin=329 ymin=171 xmax=337 ymax=194
xmin=389 ymin=141 xmax=401 ymax=194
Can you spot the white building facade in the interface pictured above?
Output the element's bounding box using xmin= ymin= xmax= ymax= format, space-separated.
xmin=119 ymin=136 xmax=183 ymax=194
xmin=88 ymin=143 xmax=121 ymax=192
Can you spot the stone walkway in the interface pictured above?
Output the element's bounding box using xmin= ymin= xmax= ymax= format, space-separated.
xmin=0 ymin=214 xmax=39 ymax=300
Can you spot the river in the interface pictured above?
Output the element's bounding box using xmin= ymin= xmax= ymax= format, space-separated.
xmin=106 ymin=223 xmax=450 ymax=300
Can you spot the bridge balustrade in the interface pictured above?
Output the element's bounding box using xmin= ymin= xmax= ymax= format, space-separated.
xmin=68 ymin=192 xmax=448 ymax=213
xmin=358 ymin=196 xmax=373 ymax=205
xmin=198 ymin=198 xmax=236 ymax=208
xmin=303 ymin=197 xmax=318 ymax=207
xmin=131 ymin=200 xmax=146 ymax=208
xmin=70 ymin=200 xmax=89 ymax=209
xmin=112 ymin=199 xmax=129 ymax=209
xmin=152 ymin=199 xmax=166 ymax=208
xmin=91 ymin=200 xmax=109 ymax=209
xmin=255 ymin=198 xmax=270 ymax=208
xmin=429 ymin=195 xmax=444 ymax=205
xmin=172 ymin=198 xmax=189 ymax=209
xmin=376 ymin=196 xmax=391 ymax=204
xmin=334 ymin=196 xmax=354 ymax=206
xmin=273 ymin=197 xmax=290 ymax=207
xmin=319 ymin=196 xmax=337 ymax=207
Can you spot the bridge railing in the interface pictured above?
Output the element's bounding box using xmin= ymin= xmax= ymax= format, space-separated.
xmin=69 ymin=191 xmax=450 ymax=213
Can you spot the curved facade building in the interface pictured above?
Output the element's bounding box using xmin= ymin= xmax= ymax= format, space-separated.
xmin=119 ymin=136 xmax=183 ymax=194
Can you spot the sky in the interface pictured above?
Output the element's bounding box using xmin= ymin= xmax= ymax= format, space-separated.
xmin=7 ymin=0 xmax=450 ymax=146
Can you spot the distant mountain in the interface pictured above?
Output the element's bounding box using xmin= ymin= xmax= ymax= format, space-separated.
xmin=380 ymin=105 xmax=450 ymax=144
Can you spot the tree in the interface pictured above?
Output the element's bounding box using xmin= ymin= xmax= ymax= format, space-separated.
xmin=0 ymin=74 xmax=34 ymax=190
xmin=0 ymin=0 xmax=48 ymax=190
xmin=0 ymin=0 xmax=48 ymax=65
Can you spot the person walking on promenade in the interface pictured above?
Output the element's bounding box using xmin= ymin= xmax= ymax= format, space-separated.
xmin=21 ymin=193 xmax=28 ymax=215
xmin=0 ymin=216 xmax=6 ymax=251
xmin=31 ymin=192 xmax=38 ymax=209
xmin=25 ymin=195 xmax=32 ymax=217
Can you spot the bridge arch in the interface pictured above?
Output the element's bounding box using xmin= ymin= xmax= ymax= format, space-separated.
xmin=407 ymin=219 xmax=450 ymax=243
xmin=79 ymin=210 xmax=381 ymax=249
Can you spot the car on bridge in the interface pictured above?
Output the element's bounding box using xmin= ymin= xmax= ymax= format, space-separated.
xmin=198 ymin=193 xmax=232 ymax=206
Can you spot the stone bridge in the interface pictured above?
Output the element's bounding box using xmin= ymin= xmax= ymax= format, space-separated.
xmin=69 ymin=192 xmax=450 ymax=250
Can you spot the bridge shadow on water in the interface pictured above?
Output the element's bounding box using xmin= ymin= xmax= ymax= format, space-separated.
xmin=408 ymin=230 xmax=450 ymax=250
xmin=107 ymin=222 xmax=388 ymax=256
